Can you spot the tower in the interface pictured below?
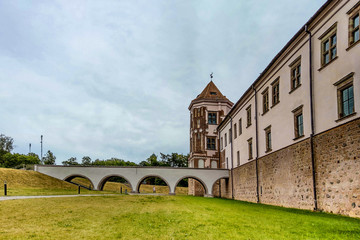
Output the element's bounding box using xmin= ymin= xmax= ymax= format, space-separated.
xmin=188 ymin=80 xmax=233 ymax=195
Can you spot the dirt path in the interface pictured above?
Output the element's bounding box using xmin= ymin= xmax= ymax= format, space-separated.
xmin=0 ymin=194 xmax=118 ymax=201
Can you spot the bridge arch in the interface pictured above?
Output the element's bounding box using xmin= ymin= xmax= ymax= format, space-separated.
xmin=63 ymin=174 xmax=95 ymax=190
xmin=211 ymin=176 xmax=229 ymax=197
xmin=136 ymin=174 xmax=171 ymax=194
xmin=97 ymin=174 xmax=133 ymax=192
xmin=174 ymin=175 xmax=208 ymax=195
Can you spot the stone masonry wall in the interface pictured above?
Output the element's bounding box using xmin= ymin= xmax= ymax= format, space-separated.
xmin=226 ymin=117 xmax=360 ymax=217
xmin=258 ymin=139 xmax=314 ymax=210
xmin=233 ymin=161 xmax=258 ymax=203
xmin=219 ymin=178 xmax=232 ymax=199
xmin=188 ymin=178 xmax=205 ymax=196
xmin=314 ymin=118 xmax=360 ymax=217
xmin=212 ymin=180 xmax=220 ymax=197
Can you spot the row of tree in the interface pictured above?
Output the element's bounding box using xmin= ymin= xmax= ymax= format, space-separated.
xmin=139 ymin=153 xmax=188 ymax=167
xmin=0 ymin=134 xmax=56 ymax=169
xmin=0 ymin=134 xmax=188 ymax=169
xmin=61 ymin=157 xmax=138 ymax=166
xmin=61 ymin=153 xmax=188 ymax=168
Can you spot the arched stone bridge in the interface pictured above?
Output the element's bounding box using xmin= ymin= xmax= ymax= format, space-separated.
xmin=35 ymin=165 xmax=229 ymax=197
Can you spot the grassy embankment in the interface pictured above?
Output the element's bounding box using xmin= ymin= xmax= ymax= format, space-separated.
xmin=0 ymin=167 xmax=359 ymax=239
xmin=0 ymin=195 xmax=359 ymax=239
xmin=0 ymin=168 xmax=188 ymax=196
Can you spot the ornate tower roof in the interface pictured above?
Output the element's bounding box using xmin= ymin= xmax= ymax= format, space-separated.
xmin=189 ymin=81 xmax=233 ymax=110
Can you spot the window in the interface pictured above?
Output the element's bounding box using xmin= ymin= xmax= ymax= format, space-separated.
xmin=271 ymin=78 xmax=280 ymax=106
xmin=225 ymin=133 xmax=227 ymax=147
xmin=262 ymin=88 xmax=269 ymax=114
xmin=239 ymin=119 xmax=242 ymax=135
xmin=234 ymin=123 xmax=237 ymax=139
xmin=198 ymin=159 xmax=204 ymax=168
xmin=292 ymin=105 xmax=304 ymax=139
xmin=237 ymin=151 xmax=240 ymax=166
xmin=211 ymin=161 xmax=217 ymax=168
xmin=229 ymin=129 xmax=232 ymax=144
xmin=190 ymin=137 xmax=192 ymax=152
xmin=289 ymin=57 xmax=301 ymax=92
xmin=340 ymin=86 xmax=354 ymax=117
xmin=351 ymin=14 xmax=360 ymax=44
xmin=210 ymin=91 xmax=217 ymax=95
xmin=220 ymin=137 xmax=223 ymax=150
xmin=320 ymin=25 xmax=337 ymax=66
xmin=208 ymin=112 xmax=217 ymax=124
xmin=246 ymin=106 xmax=252 ymax=127
xmin=334 ymin=72 xmax=355 ymax=120
xmin=197 ymin=119 xmax=200 ymax=128
xmin=248 ymin=138 xmax=253 ymax=160
xmin=348 ymin=2 xmax=360 ymax=47
xmin=207 ymin=137 xmax=216 ymax=150
xmin=264 ymin=126 xmax=272 ymax=153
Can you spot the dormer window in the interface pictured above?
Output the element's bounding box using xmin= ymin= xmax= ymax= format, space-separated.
xmin=210 ymin=92 xmax=217 ymax=95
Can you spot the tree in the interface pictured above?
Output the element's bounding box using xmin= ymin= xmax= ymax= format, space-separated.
xmin=81 ymin=156 xmax=92 ymax=165
xmin=62 ymin=157 xmax=78 ymax=166
xmin=140 ymin=153 xmax=167 ymax=167
xmin=0 ymin=134 xmax=14 ymax=154
xmin=92 ymin=158 xmax=137 ymax=166
xmin=43 ymin=150 xmax=56 ymax=165
xmin=28 ymin=152 xmax=41 ymax=164
xmin=160 ymin=153 xmax=188 ymax=167
xmin=0 ymin=152 xmax=40 ymax=168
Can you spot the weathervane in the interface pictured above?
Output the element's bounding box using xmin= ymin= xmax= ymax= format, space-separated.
xmin=210 ymin=72 xmax=213 ymax=81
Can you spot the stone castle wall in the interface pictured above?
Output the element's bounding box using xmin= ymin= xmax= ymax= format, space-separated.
xmin=233 ymin=161 xmax=258 ymax=203
xmin=258 ymin=138 xmax=314 ymax=210
xmin=219 ymin=118 xmax=360 ymax=217
xmin=314 ymin=118 xmax=360 ymax=217
xmin=188 ymin=178 xmax=205 ymax=196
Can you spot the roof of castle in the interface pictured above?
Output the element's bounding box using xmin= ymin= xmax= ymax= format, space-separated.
xmin=188 ymin=81 xmax=233 ymax=109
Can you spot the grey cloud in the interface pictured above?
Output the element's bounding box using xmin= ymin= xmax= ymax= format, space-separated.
xmin=0 ymin=0 xmax=326 ymax=163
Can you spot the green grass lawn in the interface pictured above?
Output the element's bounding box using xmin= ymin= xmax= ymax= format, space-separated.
xmin=0 ymin=195 xmax=359 ymax=240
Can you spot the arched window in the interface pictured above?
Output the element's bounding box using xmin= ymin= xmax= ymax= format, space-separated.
xmin=198 ymin=159 xmax=204 ymax=168
xmin=211 ymin=161 xmax=217 ymax=169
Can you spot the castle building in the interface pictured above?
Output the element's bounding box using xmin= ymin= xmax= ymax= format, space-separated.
xmin=188 ymin=81 xmax=233 ymax=169
xmin=189 ymin=0 xmax=360 ymax=217
xmin=188 ymin=81 xmax=233 ymax=196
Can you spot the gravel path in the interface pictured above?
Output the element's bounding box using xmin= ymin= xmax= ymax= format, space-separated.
xmin=0 ymin=194 xmax=118 ymax=201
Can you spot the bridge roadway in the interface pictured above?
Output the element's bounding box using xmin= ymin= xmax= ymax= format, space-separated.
xmin=35 ymin=165 xmax=229 ymax=197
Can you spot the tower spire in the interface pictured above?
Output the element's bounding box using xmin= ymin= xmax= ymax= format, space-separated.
xmin=210 ymin=72 xmax=213 ymax=81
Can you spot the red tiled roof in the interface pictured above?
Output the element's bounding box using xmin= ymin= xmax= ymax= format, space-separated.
xmin=189 ymin=81 xmax=233 ymax=109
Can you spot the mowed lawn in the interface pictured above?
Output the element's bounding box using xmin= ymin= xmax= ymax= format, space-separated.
xmin=0 ymin=195 xmax=359 ymax=240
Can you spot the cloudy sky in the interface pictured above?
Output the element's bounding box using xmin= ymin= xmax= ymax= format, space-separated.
xmin=0 ymin=0 xmax=326 ymax=164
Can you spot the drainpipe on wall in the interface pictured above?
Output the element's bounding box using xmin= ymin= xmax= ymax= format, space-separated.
xmin=217 ymin=125 xmax=222 ymax=197
xmin=252 ymin=85 xmax=260 ymax=203
xmin=305 ymin=24 xmax=318 ymax=211
xmin=230 ymin=117 xmax=234 ymax=200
